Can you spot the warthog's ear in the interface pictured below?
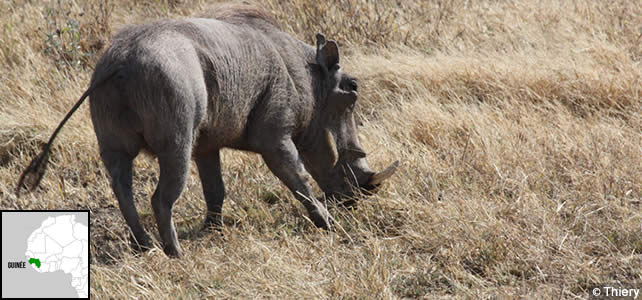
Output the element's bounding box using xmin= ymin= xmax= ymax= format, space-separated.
xmin=316 ymin=33 xmax=340 ymax=74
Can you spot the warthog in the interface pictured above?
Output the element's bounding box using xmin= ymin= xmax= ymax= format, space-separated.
xmin=18 ymin=4 xmax=398 ymax=257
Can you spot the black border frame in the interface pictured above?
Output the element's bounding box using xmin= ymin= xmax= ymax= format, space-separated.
xmin=1 ymin=209 xmax=90 ymax=299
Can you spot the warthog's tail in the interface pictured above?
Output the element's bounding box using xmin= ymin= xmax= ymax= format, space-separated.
xmin=16 ymin=67 xmax=119 ymax=197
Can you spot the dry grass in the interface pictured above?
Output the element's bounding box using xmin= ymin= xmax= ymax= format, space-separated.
xmin=1 ymin=0 xmax=640 ymax=298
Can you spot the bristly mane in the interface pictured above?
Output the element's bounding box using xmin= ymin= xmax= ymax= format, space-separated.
xmin=196 ymin=2 xmax=280 ymax=29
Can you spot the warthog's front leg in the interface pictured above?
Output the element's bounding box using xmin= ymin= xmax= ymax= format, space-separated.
xmin=195 ymin=151 xmax=225 ymax=229
xmin=261 ymin=139 xmax=331 ymax=229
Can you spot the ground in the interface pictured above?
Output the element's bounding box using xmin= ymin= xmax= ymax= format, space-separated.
xmin=0 ymin=0 xmax=640 ymax=298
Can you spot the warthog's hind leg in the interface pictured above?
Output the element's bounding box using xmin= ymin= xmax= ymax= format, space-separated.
xmin=152 ymin=145 xmax=191 ymax=257
xmin=101 ymin=151 xmax=152 ymax=253
xmin=195 ymin=151 xmax=225 ymax=230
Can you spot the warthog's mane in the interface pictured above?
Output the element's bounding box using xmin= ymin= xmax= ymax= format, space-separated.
xmin=196 ymin=2 xmax=280 ymax=29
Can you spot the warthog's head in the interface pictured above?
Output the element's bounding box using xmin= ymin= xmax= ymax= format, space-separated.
xmin=301 ymin=33 xmax=399 ymax=205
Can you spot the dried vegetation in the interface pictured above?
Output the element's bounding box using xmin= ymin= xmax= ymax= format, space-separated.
xmin=0 ymin=0 xmax=640 ymax=298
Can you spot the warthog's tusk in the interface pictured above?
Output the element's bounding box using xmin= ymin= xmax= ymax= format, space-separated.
xmin=368 ymin=160 xmax=399 ymax=186
xmin=324 ymin=128 xmax=339 ymax=168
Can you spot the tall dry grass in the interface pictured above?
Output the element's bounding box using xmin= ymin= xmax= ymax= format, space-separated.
xmin=1 ymin=0 xmax=640 ymax=298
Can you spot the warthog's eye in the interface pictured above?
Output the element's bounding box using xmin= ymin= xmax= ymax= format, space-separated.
xmin=348 ymin=80 xmax=358 ymax=92
xmin=340 ymin=77 xmax=358 ymax=92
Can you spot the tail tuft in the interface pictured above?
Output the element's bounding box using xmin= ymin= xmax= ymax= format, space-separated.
xmin=16 ymin=150 xmax=50 ymax=197
xmin=14 ymin=66 xmax=117 ymax=198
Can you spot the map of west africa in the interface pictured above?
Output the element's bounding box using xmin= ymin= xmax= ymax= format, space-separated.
xmin=25 ymin=215 xmax=89 ymax=297
xmin=1 ymin=211 xmax=89 ymax=298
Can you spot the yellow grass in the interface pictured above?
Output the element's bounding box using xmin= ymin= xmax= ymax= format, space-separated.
xmin=1 ymin=0 xmax=640 ymax=298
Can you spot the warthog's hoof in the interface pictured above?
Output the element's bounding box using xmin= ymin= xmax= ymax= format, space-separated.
xmin=163 ymin=244 xmax=182 ymax=258
xmin=336 ymin=197 xmax=358 ymax=208
xmin=202 ymin=214 xmax=223 ymax=232
xmin=309 ymin=210 xmax=333 ymax=230
xmin=129 ymin=234 xmax=152 ymax=253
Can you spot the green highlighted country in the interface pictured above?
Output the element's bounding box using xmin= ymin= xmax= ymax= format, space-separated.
xmin=28 ymin=258 xmax=41 ymax=268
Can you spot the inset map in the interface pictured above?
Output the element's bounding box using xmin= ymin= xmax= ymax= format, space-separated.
xmin=1 ymin=211 xmax=89 ymax=299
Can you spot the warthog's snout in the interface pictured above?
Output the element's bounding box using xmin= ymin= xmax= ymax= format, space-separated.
xmin=327 ymin=160 xmax=399 ymax=207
